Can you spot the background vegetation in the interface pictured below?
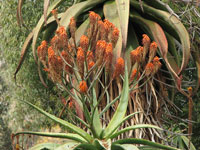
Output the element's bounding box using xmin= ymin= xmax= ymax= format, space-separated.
xmin=0 ymin=0 xmax=199 ymax=149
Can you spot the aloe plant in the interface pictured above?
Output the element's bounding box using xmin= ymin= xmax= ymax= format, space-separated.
xmin=13 ymin=0 xmax=196 ymax=149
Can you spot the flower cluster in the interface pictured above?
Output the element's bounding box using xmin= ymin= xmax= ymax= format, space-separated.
xmin=130 ymin=34 xmax=162 ymax=78
xmin=37 ymin=11 xmax=123 ymax=93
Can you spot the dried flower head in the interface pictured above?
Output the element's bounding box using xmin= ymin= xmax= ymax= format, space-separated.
xmin=80 ymin=35 xmax=89 ymax=51
xmin=79 ymin=80 xmax=88 ymax=93
xmin=145 ymin=62 xmax=154 ymax=76
xmin=113 ymin=57 xmax=125 ymax=79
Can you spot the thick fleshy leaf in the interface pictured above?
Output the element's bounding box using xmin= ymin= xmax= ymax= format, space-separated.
xmin=120 ymin=144 xmax=139 ymax=150
xmin=29 ymin=143 xmax=60 ymax=150
xmin=109 ymin=124 xmax=162 ymax=139
xmin=181 ymin=136 xmax=196 ymax=150
xmin=142 ymin=0 xmax=168 ymax=12
xmin=94 ymin=139 xmax=111 ymax=150
xmin=21 ymin=100 xmax=92 ymax=142
xmin=14 ymin=29 xmax=34 ymax=80
xmin=103 ymin=64 xmax=129 ymax=138
xmin=103 ymin=0 xmax=122 ymax=59
xmin=32 ymin=0 xmax=63 ymax=63
xmin=55 ymin=142 xmax=79 ymax=150
xmin=17 ymin=0 xmax=23 ymax=26
xmin=130 ymin=13 xmax=180 ymax=80
xmin=91 ymin=87 xmax=102 ymax=138
xmin=60 ymin=0 xmax=105 ymax=28
xmin=115 ymin=0 xmax=130 ymax=51
xmin=14 ymin=131 xmax=86 ymax=143
xmin=130 ymin=0 xmax=190 ymax=75
xmin=44 ymin=0 xmax=50 ymax=25
xmin=74 ymin=143 xmax=98 ymax=150
xmin=113 ymin=138 xmax=179 ymax=150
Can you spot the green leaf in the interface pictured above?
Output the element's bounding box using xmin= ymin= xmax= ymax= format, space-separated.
xmin=105 ymin=112 xmax=140 ymax=139
xmin=130 ymin=0 xmax=190 ymax=75
xmin=120 ymin=144 xmax=139 ymax=150
xmin=74 ymin=143 xmax=98 ymax=150
xmin=14 ymin=131 xmax=87 ymax=143
xmin=113 ymin=138 xmax=179 ymax=150
xmin=20 ymin=100 xmax=92 ymax=142
xmin=44 ymin=0 xmax=50 ymax=25
xmin=109 ymin=124 xmax=162 ymax=139
xmin=181 ymin=136 xmax=196 ymax=150
xmin=91 ymin=87 xmax=102 ymax=138
xmin=93 ymin=139 xmax=111 ymax=150
xmin=55 ymin=142 xmax=79 ymax=150
xmin=103 ymin=64 xmax=129 ymax=138
xmin=115 ymin=0 xmax=130 ymax=51
xmin=60 ymin=0 xmax=105 ymax=28
xmin=29 ymin=143 xmax=60 ymax=150
xmin=103 ymin=0 xmax=122 ymax=59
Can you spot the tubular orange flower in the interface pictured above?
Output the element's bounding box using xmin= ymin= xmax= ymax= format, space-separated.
xmin=79 ymin=80 xmax=88 ymax=93
xmin=80 ymin=35 xmax=89 ymax=51
xmin=111 ymin=27 xmax=119 ymax=47
xmin=145 ymin=62 xmax=154 ymax=76
xmin=113 ymin=57 xmax=125 ymax=79
xmin=69 ymin=17 xmax=76 ymax=39
xmin=88 ymin=61 xmax=95 ymax=70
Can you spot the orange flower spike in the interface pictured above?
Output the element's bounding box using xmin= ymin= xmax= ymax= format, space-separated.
xmin=50 ymin=35 xmax=59 ymax=49
xmin=48 ymin=46 xmax=55 ymax=58
xmin=98 ymin=20 xmax=106 ymax=39
xmin=77 ymin=47 xmax=85 ymax=76
xmin=111 ymin=27 xmax=119 ymax=47
xmin=79 ymin=80 xmax=88 ymax=93
xmin=89 ymin=11 xmax=100 ymax=25
xmin=69 ymin=17 xmax=76 ymax=39
xmin=153 ymin=56 xmax=162 ymax=74
xmin=149 ymin=41 xmax=158 ymax=62
xmin=104 ymin=43 xmax=113 ymax=72
xmin=95 ymin=40 xmax=107 ymax=65
xmin=87 ymin=51 xmax=94 ymax=63
xmin=88 ymin=61 xmax=95 ymax=70
xmin=142 ymin=34 xmax=151 ymax=61
xmin=37 ymin=40 xmax=48 ymax=62
xmin=145 ymin=62 xmax=154 ymax=76
xmin=80 ymin=35 xmax=89 ymax=52
xmin=113 ymin=57 xmax=125 ymax=79
xmin=130 ymin=69 xmax=137 ymax=81
xmin=130 ymin=49 xmax=139 ymax=65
